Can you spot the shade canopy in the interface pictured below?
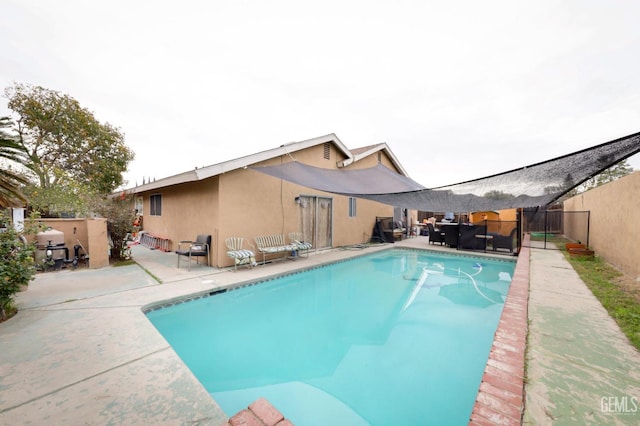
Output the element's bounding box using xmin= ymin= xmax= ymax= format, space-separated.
xmin=252 ymin=131 xmax=640 ymax=212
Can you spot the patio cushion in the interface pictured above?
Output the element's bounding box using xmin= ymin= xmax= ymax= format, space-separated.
xmin=227 ymin=249 xmax=255 ymax=259
xmin=293 ymin=240 xmax=313 ymax=250
xmin=260 ymin=245 xmax=295 ymax=253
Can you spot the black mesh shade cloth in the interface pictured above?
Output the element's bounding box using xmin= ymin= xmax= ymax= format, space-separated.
xmin=251 ymin=162 xmax=426 ymax=194
xmin=252 ymin=131 xmax=640 ymax=212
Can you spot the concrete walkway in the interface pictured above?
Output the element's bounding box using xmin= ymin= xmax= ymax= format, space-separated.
xmin=1 ymin=238 xmax=639 ymax=424
xmin=0 ymin=242 xmax=393 ymax=425
xmin=0 ymin=250 xmax=228 ymax=425
xmin=524 ymin=247 xmax=640 ymax=425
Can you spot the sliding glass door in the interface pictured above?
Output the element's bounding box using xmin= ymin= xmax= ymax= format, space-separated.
xmin=299 ymin=195 xmax=333 ymax=250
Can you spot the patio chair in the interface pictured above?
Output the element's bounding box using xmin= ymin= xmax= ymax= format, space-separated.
xmin=394 ymin=221 xmax=408 ymax=240
xmin=225 ymin=237 xmax=257 ymax=271
xmin=443 ymin=224 xmax=459 ymax=248
xmin=458 ymin=225 xmax=478 ymax=250
xmin=288 ymin=232 xmax=312 ymax=258
xmin=427 ymin=223 xmax=445 ymax=245
xmin=176 ymin=234 xmax=211 ymax=271
xmin=492 ymin=228 xmax=518 ymax=253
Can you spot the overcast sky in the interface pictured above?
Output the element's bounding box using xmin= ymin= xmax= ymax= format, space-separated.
xmin=2 ymin=0 xmax=639 ymax=189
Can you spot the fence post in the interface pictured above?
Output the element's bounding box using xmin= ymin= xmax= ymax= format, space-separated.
xmin=586 ymin=211 xmax=591 ymax=247
xmin=544 ymin=209 xmax=548 ymax=249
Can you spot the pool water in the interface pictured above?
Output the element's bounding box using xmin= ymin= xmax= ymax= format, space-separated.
xmin=146 ymin=249 xmax=515 ymax=425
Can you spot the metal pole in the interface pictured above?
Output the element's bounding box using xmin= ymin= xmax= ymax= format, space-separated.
xmin=544 ymin=209 xmax=548 ymax=249
xmin=586 ymin=211 xmax=591 ymax=247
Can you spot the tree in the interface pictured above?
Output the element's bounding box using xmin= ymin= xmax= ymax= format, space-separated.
xmin=0 ymin=116 xmax=28 ymax=208
xmin=483 ymin=190 xmax=514 ymax=200
xmin=571 ymin=159 xmax=634 ymax=195
xmin=4 ymin=83 xmax=135 ymax=215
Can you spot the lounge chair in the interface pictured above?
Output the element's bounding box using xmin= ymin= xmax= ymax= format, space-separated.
xmin=254 ymin=235 xmax=297 ymax=264
xmin=288 ymin=232 xmax=312 ymax=258
xmin=176 ymin=234 xmax=211 ymax=270
xmin=427 ymin=223 xmax=445 ymax=245
xmin=225 ymin=237 xmax=257 ymax=271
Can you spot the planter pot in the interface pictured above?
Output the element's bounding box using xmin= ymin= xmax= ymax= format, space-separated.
xmin=569 ymin=247 xmax=594 ymax=259
xmin=566 ymin=243 xmax=586 ymax=251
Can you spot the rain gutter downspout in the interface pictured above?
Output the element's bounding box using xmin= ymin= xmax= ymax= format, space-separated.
xmin=337 ymin=157 xmax=354 ymax=168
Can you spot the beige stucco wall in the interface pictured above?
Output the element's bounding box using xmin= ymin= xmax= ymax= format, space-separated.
xmin=33 ymin=218 xmax=109 ymax=269
xmin=86 ymin=218 xmax=109 ymax=269
xmin=563 ymin=171 xmax=640 ymax=280
xmin=214 ymin=170 xmax=382 ymax=267
xmin=212 ymin=143 xmax=397 ymax=267
xmin=135 ymin=143 xmax=410 ymax=268
xmin=141 ymin=178 xmax=220 ymax=252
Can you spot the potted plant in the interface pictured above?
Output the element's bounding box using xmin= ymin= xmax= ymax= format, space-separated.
xmin=565 ymin=241 xmax=586 ymax=251
xmin=568 ymin=246 xmax=595 ymax=259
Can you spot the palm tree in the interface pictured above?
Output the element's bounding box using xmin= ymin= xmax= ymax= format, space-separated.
xmin=0 ymin=116 xmax=28 ymax=208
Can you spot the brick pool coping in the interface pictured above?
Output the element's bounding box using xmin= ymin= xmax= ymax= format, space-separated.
xmin=228 ymin=397 xmax=294 ymax=426
xmin=469 ymin=233 xmax=530 ymax=425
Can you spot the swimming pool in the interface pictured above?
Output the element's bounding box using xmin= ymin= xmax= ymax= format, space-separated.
xmin=146 ymin=248 xmax=515 ymax=425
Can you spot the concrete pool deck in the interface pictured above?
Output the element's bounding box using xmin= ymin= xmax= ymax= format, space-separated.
xmin=1 ymin=237 xmax=639 ymax=424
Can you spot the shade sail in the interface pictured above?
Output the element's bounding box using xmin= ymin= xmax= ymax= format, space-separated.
xmin=251 ymin=162 xmax=426 ymax=194
xmin=252 ymin=131 xmax=640 ymax=212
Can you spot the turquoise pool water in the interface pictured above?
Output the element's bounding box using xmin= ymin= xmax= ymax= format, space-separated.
xmin=146 ymin=249 xmax=515 ymax=425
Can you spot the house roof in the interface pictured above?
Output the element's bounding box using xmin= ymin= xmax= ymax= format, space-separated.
xmin=125 ymin=133 xmax=409 ymax=194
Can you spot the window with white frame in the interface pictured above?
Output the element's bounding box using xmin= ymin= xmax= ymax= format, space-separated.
xmin=348 ymin=197 xmax=357 ymax=217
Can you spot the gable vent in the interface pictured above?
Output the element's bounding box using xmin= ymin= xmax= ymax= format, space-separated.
xmin=323 ymin=142 xmax=330 ymax=160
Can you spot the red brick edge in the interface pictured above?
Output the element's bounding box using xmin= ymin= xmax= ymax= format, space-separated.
xmin=469 ymin=234 xmax=530 ymax=426
xmin=228 ymin=397 xmax=294 ymax=426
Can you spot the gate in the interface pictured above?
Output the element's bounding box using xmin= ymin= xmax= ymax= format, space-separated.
xmin=521 ymin=208 xmax=590 ymax=249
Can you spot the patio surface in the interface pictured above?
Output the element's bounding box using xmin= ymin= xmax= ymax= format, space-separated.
xmin=1 ymin=237 xmax=639 ymax=425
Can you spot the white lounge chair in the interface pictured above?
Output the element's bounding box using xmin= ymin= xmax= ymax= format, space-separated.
xmin=225 ymin=237 xmax=257 ymax=271
xmin=288 ymin=232 xmax=312 ymax=258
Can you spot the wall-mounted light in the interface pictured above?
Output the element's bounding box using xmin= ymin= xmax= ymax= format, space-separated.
xmin=294 ymin=196 xmax=301 ymax=204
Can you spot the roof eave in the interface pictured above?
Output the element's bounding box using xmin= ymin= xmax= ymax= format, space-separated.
xmin=126 ymin=170 xmax=199 ymax=194
xmin=339 ymin=143 xmax=409 ymax=176
xmin=123 ymin=133 xmax=352 ymax=192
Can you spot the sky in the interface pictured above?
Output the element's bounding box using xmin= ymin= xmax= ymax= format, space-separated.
xmin=2 ymin=0 xmax=639 ymax=190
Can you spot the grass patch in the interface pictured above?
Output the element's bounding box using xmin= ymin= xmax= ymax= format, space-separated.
xmin=134 ymin=263 xmax=162 ymax=284
xmin=142 ymin=268 xmax=162 ymax=284
xmin=530 ymin=233 xmax=564 ymax=243
xmin=556 ymin=239 xmax=640 ymax=350
xmin=112 ymin=259 xmax=136 ymax=267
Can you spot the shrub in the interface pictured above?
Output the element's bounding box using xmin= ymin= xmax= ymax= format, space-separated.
xmin=93 ymin=195 xmax=136 ymax=261
xmin=0 ymin=211 xmax=36 ymax=320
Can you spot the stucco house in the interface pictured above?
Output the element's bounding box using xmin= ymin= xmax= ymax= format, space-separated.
xmin=125 ymin=134 xmax=416 ymax=268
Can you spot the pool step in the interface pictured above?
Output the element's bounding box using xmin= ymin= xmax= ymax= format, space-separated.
xmin=227 ymin=398 xmax=294 ymax=426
